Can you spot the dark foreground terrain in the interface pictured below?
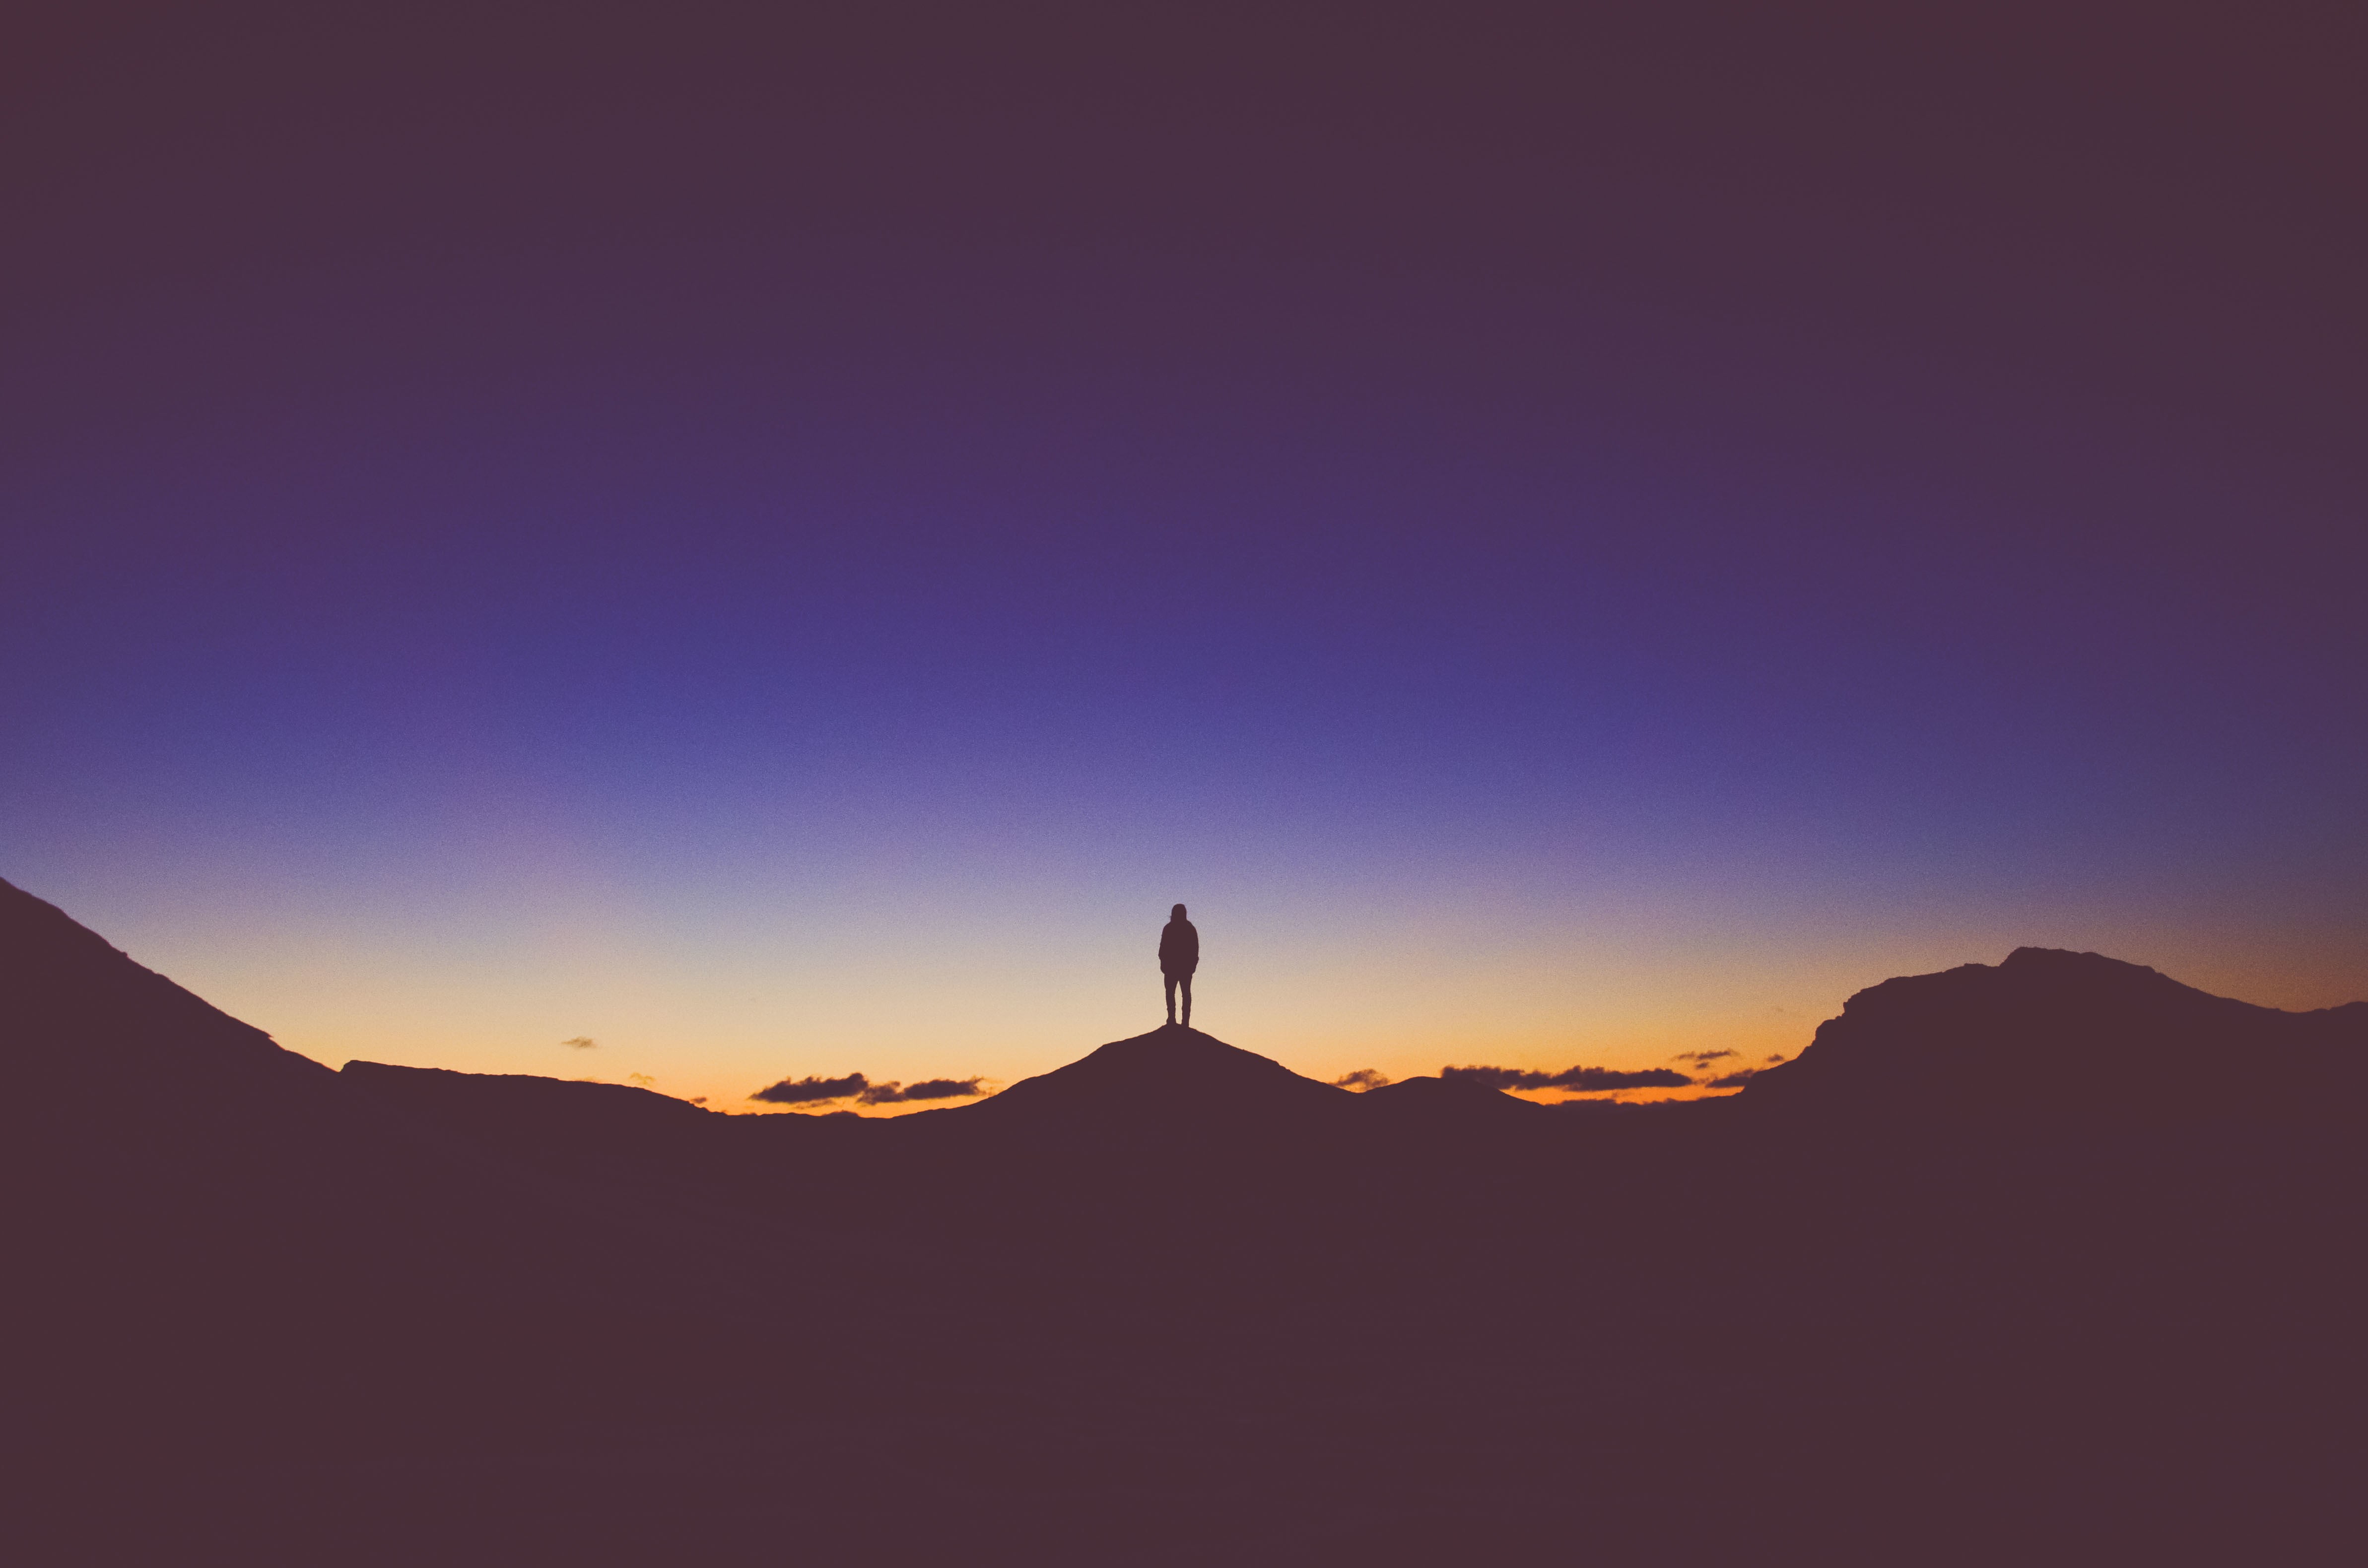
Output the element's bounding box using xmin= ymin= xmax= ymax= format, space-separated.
xmin=4 ymin=874 xmax=2360 ymax=1565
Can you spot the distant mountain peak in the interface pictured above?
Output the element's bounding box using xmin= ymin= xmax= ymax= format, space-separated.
xmin=1745 ymin=947 xmax=2367 ymax=1122
xmin=2000 ymin=945 xmax=2158 ymax=973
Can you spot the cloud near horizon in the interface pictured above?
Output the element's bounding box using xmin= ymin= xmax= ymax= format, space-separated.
xmin=1704 ymin=1068 xmax=1761 ymax=1089
xmin=1442 ymin=1064 xmax=1694 ymax=1092
xmin=1674 ymin=1049 xmax=1737 ymax=1066
xmin=1333 ymin=1069 xmax=1391 ymax=1092
xmin=860 ymin=1077 xmax=986 ymax=1105
xmin=750 ymin=1072 xmax=986 ymax=1107
xmin=750 ymin=1071 xmax=871 ymax=1104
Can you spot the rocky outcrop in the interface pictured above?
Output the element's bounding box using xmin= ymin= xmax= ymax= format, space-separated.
xmin=1744 ymin=945 xmax=2367 ymax=1121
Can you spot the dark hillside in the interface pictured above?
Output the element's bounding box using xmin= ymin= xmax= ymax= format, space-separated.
xmin=0 ymin=878 xmax=895 ymax=1478
xmin=943 ymin=1024 xmax=1356 ymax=1133
xmin=1745 ymin=945 xmax=2368 ymax=1120
xmin=1355 ymin=1071 xmax=1553 ymax=1126
xmin=6 ymin=877 xmax=2358 ymax=1565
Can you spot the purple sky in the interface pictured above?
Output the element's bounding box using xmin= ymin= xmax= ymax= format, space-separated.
xmin=6 ymin=3 xmax=2362 ymax=1108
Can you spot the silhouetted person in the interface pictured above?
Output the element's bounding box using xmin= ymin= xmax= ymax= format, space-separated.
xmin=1159 ymin=904 xmax=1198 ymax=1027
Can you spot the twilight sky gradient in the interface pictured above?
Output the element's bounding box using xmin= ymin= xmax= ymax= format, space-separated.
xmin=6 ymin=3 xmax=2363 ymax=1111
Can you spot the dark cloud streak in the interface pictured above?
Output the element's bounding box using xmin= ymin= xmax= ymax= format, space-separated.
xmin=1442 ymin=1064 xmax=1694 ymax=1092
xmin=862 ymin=1077 xmax=985 ymax=1105
xmin=750 ymin=1072 xmax=872 ymax=1105
xmin=752 ymin=1072 xmax=988 ymax=1106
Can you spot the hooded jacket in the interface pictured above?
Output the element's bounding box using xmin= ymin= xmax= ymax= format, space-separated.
xmin=1158 ymin=917 xmax=1199 ymax=977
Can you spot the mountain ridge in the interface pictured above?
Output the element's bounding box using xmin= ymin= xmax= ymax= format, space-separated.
xmin=1743 ymin=943 xmax=2368 ymax=1120
xmin=6 ymin=875 xmax=2359 ymax=1563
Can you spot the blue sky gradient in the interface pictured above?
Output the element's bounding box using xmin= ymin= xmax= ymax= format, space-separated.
xmin=7 ymin=3 xmax=2362 ymax=1107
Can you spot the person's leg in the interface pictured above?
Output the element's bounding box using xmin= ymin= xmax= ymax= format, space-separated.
xmin=1164 ymin=974 xmax=1178 ymax=1025
xmin=1179 ymin=975 xmax=1192 ymax=1028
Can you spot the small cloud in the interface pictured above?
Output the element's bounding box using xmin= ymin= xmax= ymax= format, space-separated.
xmin=1333 ymin=1069 xmax=1392 ymax=1092
xmin=1674 ymin=1049 xmax=1737 ymax=1066
xmin=1765 ymin=1053 xmax=1787 ymax=1062
xmin=1443 ymin=1064 xmax=1695 ymax=1092
xmin=561 ymin=1036 xmax=597 ymax=1050
xmin=1704 ymin=1068 xmax=1761 ymax=1089
xmin=1552 ymin=1066 xmax=1693 ymax=1091
xmin=897 ymin=1077 xmax=987 ymax=1102
xmin=857 ymin=1076 xmax=988 ymax=1104
xmin=626 ymin=1072 xmax=656 ymax=1088
xmin=1439 ymin=1066 xmax=1529 ymax=1091
xmin=751 ymin=1071 xmax=871 ymax=1105
xmin=689 ymin=1096 xmax=708 ymax=1106
xmin=751 ymin=1071 xmax=988 ymax=1107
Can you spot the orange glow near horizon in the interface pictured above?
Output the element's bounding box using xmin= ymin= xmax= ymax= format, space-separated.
xmin=35 ymin=854 xmax=2365 ymax=1123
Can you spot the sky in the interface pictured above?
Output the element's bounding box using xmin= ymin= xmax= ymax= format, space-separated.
xmin=5 ymin=2 xmax=2364 ymax=1112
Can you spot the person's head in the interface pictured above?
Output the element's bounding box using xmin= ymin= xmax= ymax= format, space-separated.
xmin=1171 ymin=904 xmax=1187 ymax=920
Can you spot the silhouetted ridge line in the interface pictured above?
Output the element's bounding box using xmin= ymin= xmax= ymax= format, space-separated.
xmin=1743 ymin=945 xmax=2368 ymax=1121
xmin=3 ymin=874 xmax=904 ymax=1477
xmin=6 ymin=877 xmax=2358 ymax=1564
xmin=1357 ymin=1074 xmax=1550 ymax=1120
xmin=0 ymin=874 xmax=328 ymax=1090
xmin=944 ymin=1025 xmax=1352 ymax=1129
xmin=344 ymin=1059 xmax=711 ymax=1121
